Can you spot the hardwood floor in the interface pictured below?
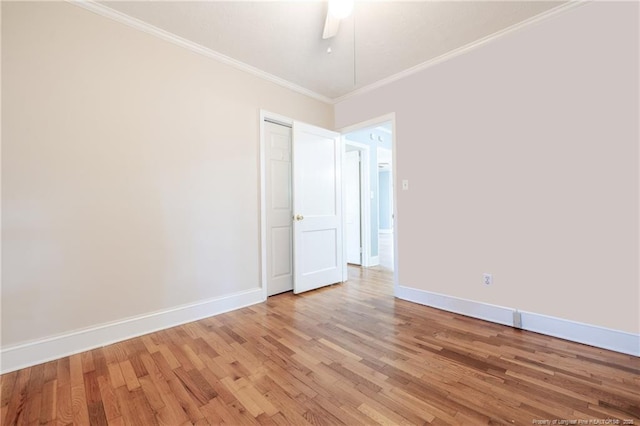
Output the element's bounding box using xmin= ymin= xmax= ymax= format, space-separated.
xmin=2 ymin=266 xmax=639 ymax=425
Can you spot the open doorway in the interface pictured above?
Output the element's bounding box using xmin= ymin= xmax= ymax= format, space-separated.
xmin=342 ymin=117 xmax=395 ymax=272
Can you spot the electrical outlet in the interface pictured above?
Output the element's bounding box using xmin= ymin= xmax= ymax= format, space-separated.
xmin=402 ymin=180 xmax=409 ymax=190
xmin=483 ymin=273 xmax=492 ymax=286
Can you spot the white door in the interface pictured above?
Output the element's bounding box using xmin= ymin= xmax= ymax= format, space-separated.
xmin=345 ymin=150 xmax=362 ymax=265
xmin=293 ymin=122 xmax=343 ymax=294
xmin=265 ymin=122 xmax=294 ymax=296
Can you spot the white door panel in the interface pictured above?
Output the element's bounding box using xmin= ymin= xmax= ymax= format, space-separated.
xmin=302 ymin=229 xmax=338 ymax=272
xmin=271 ymin=226 xmax=292 ymax=277
xmin=265 ymin=122 xmax=293 ymax=296
xmin=293 ymin=122 xmax=343 ymax=294
xmin=298 ymin=139 xmax=337 ymax=216
xmin=271 ymin=162 xmax=291 ymax=209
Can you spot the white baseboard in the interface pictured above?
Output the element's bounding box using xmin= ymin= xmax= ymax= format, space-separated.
xmin=519 ymin=311 xmax=640 ymax=357
xmin=368 ymin=256 xmax=380 ymax=267
xmin=395 ymin=285 xmax=639 ymax=357
xmin=0 ymin=288 xmax=264 ymax=374
xmin=395 ymin=285 xmax=514 ymax=327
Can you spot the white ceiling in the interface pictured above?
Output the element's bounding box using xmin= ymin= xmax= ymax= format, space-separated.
xmin=96 ymin=1 xmax=565 ymax=101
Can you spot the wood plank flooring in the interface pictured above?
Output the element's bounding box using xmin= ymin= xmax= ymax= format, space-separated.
xmin=2 ymin=266 xmax=639 ymax=425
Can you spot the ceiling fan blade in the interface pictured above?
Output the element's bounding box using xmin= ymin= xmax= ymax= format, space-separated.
xmin=322 ymin=12 xmax=340 ymax=39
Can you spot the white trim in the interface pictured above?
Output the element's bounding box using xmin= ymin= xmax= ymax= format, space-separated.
xmin=396 ymin=285 xmax=640 ymax=357
xmin=0 ymin=3 xmax=3 ymax=361
xmin=368 ymin=256 xmax=380 ymax=267
xmin=68 ymin=0 xmax=332 ymax=105
xmin=396 ymin=285 xmax=514 ymax=326
xmin=390 ymin=117 xmax=398 ymax=287
xmin=341 ymin=147 xmax=350 ymax=281
xmin=0 ymin=288 xmax=264 ymax=374
xmin=520 ymin=311 xmax=640 ymax=358
xmin=338 ymin=113 xmax=397 ymax=137
xmin=259 ymin=112 xmax=268 ymax=301
xmin=333 ymin=1 xmax=586 ymax=104
xmin=69 ymin=0 xmax=584 ymax=106
xmin=379 ymin=229 xmax=393 ymax=234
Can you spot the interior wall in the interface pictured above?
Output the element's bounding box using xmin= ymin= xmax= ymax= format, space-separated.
xmin=1 ymin=2 xmax=332 ymax=347
xmin=335 ymin=2 xmax=639 ymax=334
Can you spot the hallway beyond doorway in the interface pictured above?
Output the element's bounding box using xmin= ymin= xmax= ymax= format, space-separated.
xmin=378 ymin=232 xmax=394 ymax=271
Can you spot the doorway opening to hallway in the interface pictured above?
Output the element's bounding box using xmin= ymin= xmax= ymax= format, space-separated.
xmin=343 ymin=118 xmax=395 ymax=272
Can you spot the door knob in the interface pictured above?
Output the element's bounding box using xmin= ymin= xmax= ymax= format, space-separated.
xmin=294 ymin=214 xmax=304 ymax=221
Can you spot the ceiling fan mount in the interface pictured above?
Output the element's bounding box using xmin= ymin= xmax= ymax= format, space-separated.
xmin=322 ymin=0 xmax=354 ymax=39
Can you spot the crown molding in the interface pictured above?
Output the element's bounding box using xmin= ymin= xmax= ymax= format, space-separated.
xmin=69 ymin=0 xmax=587 ymax=106
xmin=68 ymin=0 xmax=334 ymax=105
xmin=333 ymin=0 xmax=588 ymax=104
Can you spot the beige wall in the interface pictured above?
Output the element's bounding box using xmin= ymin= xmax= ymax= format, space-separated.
xmin=1 ymin=2 xmax=332 ymax=346
xmin=336 ymin=2 xmax=639 ymax=334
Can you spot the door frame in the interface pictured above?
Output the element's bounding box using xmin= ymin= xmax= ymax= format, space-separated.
xmin=377 ymin=148 xmax=393 ymax=234
xmin=342 ymin=140 xmax=371 ymax=277
xmin=259 ymin=110 xmax=294 ymax=301
xmin=338 ymin=113 xmax=399 ymax=290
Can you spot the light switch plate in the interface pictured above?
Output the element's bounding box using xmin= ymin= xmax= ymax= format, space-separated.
xmin=402 ymin=180 xmax=409 ymax=190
